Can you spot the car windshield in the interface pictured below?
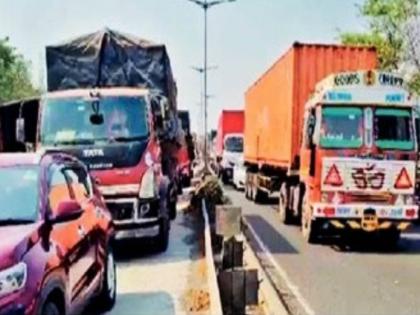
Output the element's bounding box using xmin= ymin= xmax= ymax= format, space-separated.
xmin=0 ymin=166 xmax=39 ymax=223
xmin=320 ymin=106 xmax=363 ymax=149
xmin=41 ymin=96 xmax=149 ymax=146
xmin=374 ymin=108 xmax=414 ymax=150
xmin=225 ymin=136 xmax=243 ymax=153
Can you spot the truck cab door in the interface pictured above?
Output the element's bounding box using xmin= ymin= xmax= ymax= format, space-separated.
xmin=300 ymin=109 xmax=317 ymax=180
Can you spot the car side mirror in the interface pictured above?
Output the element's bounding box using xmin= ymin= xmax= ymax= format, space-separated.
xmin=49 ymin=200 xmax=83 ymax=224
xmin=16 ymin=118 xmax=25 ymax=143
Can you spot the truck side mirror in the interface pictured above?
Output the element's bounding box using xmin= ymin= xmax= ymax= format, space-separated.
xmin=160 ymin=98 xmax=169 ymax=120
xmin=151 ymin=95 xmax=169 ymax=132
xmin=16 ymin=118 xmax=25 ymax=143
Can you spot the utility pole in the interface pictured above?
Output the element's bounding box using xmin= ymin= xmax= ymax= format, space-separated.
xmin=192 ymin=65 xmax=217 ymax=138
xmin=187 ymin=0 xmax=236 ymax=171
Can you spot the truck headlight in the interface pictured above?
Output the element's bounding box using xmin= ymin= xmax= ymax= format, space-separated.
xmin=0 ymin=263 xmax=27 ymax=298
xmin=139 ymin=168 xmax=155 ymax=199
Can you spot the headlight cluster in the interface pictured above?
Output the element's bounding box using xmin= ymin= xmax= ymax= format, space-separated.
xmin=0 ymin=263 xmax=27 ymax=298
xmin=139 ymin=168 xmax=155 ymax=199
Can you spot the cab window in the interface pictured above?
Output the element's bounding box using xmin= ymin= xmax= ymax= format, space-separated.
xmin=320 ymin=106 xmax=363 ymax=149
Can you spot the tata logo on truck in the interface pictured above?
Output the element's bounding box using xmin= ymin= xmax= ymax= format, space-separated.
xmin=83 ymin=148 xmax=105 ymax=158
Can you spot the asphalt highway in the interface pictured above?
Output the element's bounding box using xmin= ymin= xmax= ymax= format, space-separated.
xmin=225 ymin=186 xmax=420 ymax=315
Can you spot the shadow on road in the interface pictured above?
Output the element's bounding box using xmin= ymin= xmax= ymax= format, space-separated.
xmin=86 ymin=291 xmax=176 ymax=315
xmin=324 ymin=228 xmax=420 ymax=254
xmin=245 ymin=214 xmax=299 ymax=254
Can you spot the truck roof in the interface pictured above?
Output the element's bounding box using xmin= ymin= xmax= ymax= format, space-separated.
xmin=45 ymin=87 xmax=150 ymax=99
xmin=307 ymin=70 xmax=415 ymax=108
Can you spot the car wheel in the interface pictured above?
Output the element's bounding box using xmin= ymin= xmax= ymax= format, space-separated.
xmin=156 ymin=217 xmax=170 ymax=252
xmin=96 ymin=246 xmax=117 ymax=311
xmin=41 ymin=300 xmax=61 ymax=315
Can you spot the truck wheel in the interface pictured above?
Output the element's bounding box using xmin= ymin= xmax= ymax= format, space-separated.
xmin=380 ymin=229 xmax=401 ymax=248
xmin=245 ymin=181 xmax=250 ymax=200
xmin=254 ymin=188 xmax=267 ymax=204
xmin=156 ymin=217 xmax=170 ymax=252
xmin=301 ymin=193 xmax=318 ymax=243
xmin=169 ymin=201 xmax=177 ymax=220
xmin=221 ymin=171 xmax=229 ymax=185
xmin=279 ymin=184 xmax=292 ymax=224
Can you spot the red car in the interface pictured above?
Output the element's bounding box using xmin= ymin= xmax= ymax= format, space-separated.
xmin=0 ymin=152 xmax=116 ymax=315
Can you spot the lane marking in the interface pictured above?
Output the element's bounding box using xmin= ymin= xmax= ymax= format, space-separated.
xmin=246 ymin=219 xmax=316 ymax=315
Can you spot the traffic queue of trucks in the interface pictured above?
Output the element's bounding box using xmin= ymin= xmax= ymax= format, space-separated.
xmin=0 ymin=29 xmax=194 ymax=252
xmin=218 ymin=43 xmax=419 ymax=244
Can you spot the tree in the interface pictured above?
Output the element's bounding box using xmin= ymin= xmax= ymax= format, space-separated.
xmin=0 ymin=37 xmax=38 ymax=103
xmin=340 ymin=0 xmax=418 ymax=70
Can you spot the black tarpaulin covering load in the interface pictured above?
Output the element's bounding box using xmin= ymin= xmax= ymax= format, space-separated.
xmin=46 ymin=28 xmax=180 ymax=141
xmin=46 ymin=28 xmax=177 ymax=106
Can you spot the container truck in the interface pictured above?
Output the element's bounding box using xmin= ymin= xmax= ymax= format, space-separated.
xmin=2 ymin=29 xmax=181 ymax=251
xmin=215 ymin=110 xmax=244 ymax=183
xmin=245 ymin=43 xmax=418 ymax=243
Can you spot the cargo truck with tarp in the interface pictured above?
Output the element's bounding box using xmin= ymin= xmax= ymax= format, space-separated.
xmin=4 ymin=29 xmax=181 ymax=251
xmin=244 ymin=43 xmax=418 ymax=243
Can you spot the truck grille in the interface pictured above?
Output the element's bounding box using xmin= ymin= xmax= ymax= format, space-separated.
xmin=345 ymin=193 xmax=391 ymax=204
xmin=107 ymin=201 xmax=135 ymax=222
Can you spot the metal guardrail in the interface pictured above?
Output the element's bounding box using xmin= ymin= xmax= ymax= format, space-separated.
xmin=202 ymin=199 xmax=224 ymax=315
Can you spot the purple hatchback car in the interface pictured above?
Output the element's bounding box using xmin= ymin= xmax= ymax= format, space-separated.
xmin=0 ymin=152 xmax=115 ymax=315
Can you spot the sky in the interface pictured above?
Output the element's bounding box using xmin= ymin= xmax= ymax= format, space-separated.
xmin=0 ymin=0 xmax=366 ymax=132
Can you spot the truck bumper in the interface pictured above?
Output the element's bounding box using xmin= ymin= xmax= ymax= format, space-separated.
xmin=114 ymin=220 xmax=160 ymax=240
xmin=106 ymin=197 xmax=162 ymax=240
xmin=312 ymin=203 xmax=418 ymax=232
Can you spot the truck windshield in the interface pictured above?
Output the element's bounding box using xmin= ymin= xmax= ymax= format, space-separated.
xmin=0 ymin=166 xmax=39 ymax=224
xmin=374 ymin=108 xmax=414 ymax=150
xmin=41 ymin=96 xmax=149 ymax=146
xmin=225 ymin=136 xmax=243 ymax=153
xmin=320 ymin=107 xmax=363 ymax=149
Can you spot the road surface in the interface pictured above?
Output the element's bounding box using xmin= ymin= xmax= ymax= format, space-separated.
xmin=99 ymin=193 xmax=210 ymax=315
xmin=225 ymin=186 xmax=420 ymax=315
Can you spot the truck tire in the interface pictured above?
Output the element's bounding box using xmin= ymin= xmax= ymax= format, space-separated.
xmin=301 ymin=192 xmax=319 ymax=243
xmin=380 ymin=229 xmax=401 ymax=248
xmin=279 ymin=183 xmax=293 ymax=224
xmin=221 ymin=170 xmax=230 ymax=185
xmin=156 ymin=217 xmax=170 ymax=252
xmin=254 ymin=188 xmax=267 ymax=204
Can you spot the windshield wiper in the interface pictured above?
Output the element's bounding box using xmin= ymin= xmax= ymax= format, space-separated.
xmin=0 ymin=219 xmax=34 ymax=226
xmin=110 ymin=135 xmax=149 ymax=143
xmin=53 ymin=139 xmax=95 ymax=146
